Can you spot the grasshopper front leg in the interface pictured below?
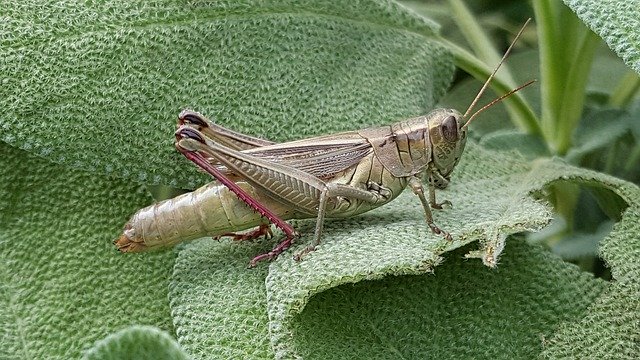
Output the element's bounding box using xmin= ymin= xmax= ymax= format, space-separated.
xmin=408 ymin=175 xmax=453 ymax=241
xmin=427 ymin=169 xmax=453 ymax=210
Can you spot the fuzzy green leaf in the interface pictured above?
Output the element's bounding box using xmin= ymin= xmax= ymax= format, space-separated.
xmin=83 ymin=326 xmax=188 ymax=360
xmin=168 ymin=142 xmax=640 ymax=359
xmin=3 ymin=138 xmax=639 ymax=359
xmin=0 ymin=0 xmax=452 ymax=188
xmin=564 ymin=0 xmax=640 ymax=74
xmin=0 ymin=143 xmax=175 ymax=359
xmin=3 ymin=1 xmax=640 ymax=359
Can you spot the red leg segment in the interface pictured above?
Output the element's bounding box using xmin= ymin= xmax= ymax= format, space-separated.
xmin=176 ymin=128 xmax=299 ymax=266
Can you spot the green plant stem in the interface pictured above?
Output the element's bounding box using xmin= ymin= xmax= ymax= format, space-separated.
xmin=446 ymin=0 xmax=516 ymax=86
xmin=624 ymin=143 xmax=640 ymax=173
xmin=534 ymin=0 xmax=564 ymax=151
xmin=533 ymin=0 xmax=601 ymax=252
xmin=442 ymin=39 xmax=541 ymax=135
xmin=534 ymin=0 xmax=599 ymax=155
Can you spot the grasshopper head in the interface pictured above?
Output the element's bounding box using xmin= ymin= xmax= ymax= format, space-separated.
xmin=427 ymin=109 xmax=467 ymax=187
xmin=426 ymin=19 xmax=535 ymax=189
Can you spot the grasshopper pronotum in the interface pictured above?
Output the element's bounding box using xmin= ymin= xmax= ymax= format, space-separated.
xmin=116 ymin=20 xmax=534 ymax=266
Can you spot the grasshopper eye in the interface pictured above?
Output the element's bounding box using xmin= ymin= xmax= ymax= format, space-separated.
xmin=441 ymin=115 xmax=458 ymax=142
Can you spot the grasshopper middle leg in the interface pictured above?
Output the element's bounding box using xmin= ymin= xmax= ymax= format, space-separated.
xmin=293 ymin=182 xmax=385 ymax=260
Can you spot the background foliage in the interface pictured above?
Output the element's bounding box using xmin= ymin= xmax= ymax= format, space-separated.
xmin=406 ymin=0 xmax=640 ymax=277
xmin=1 ymin=0 xmax=638 ymax=359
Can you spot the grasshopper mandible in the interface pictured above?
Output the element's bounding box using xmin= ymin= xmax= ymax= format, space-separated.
xmin=116 ymin=20 xmax=534 ymax=267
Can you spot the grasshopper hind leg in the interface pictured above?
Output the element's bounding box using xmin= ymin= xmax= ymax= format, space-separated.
xmin=249 ymin=234 xmax=298 ymax=267
xmin=175 ymin=127 xmax=300 ymax=267
xmin=214 ymin=223 xmax=273 ymax=242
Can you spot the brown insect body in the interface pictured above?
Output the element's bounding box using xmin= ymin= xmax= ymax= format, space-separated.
xmin=117 ymin=108 xmax=466 ymax=254
xmin=117 ymin=20 xmax=534 ymax=265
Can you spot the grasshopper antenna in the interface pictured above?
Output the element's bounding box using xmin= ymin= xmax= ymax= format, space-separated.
xmin=463 ymin=79 xmax=536 ymax=129
xmin=462 ymin=18 xmax=532 ymax=126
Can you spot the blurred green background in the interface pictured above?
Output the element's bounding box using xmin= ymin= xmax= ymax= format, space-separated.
xmin=399 ymin=0 xmax=640 ymax=279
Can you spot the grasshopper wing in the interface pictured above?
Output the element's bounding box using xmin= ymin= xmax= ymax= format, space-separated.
xmin=178 ymin=110 xmax=373 ymax=180
xmin=242 ymin=132 xmax=373 ymax=180
xmin=177 ymin=128 xmax=373 ymax=213
xmin=179 ymin=110 xmax=276 ymax=151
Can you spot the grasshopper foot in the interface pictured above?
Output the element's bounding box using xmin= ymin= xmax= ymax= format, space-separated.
xmin=248 ymin=232 xmax=299 ymax=267
xmin=428 ymin=223 xmax=453 ymax=242
xmin=431 ymin=200 xmax=452 ymax=210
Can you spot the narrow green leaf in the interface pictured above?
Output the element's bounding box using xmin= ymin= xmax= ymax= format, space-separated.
xmin=555 ymin=29 xmax=600 ymax=154
xmin=534 ymin=1 xmax=599 ymax=155
xmin=565 ymin=109 xmax=631 ymax=163
xmin=447 ymin=0 xmax=512 ymax=76
xmin=610 ymin=71 xmax=640 ymax=107
xmin=534 ymin=0 xmax=565 ymax=148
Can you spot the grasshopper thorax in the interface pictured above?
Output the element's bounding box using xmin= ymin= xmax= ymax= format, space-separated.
xmin=359 ymin=108 xmax=466 ymax=182
xmin=426 ymin=108 xmax=467 ymax=185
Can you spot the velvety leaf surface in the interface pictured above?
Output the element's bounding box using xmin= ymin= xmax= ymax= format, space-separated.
xmin=169 ymin=240 xmax=274 ymax=359
xmin=540 ymin=170 xmax=640 ymax=359
xmin=264 ymin=143 xmax=553 ymax=358
xmin=289 ymin=240 xmax=605 ymax=359
xmin=0 ymin=143 xmax=175 ymax=359
xmin=3 ymin=141 xmax=638 ymax=359
xmin=83 ymin=326 xmax=188 ymax=360
xmin=169 ymin=142 xmax=639 ymax=359
xmin=564 ymin=0 xmax=640 ymax=73
xmin=0 ymin=0 xmax=452 ymax=188
xmin=3 ymin=1 xmax=639 ymax=359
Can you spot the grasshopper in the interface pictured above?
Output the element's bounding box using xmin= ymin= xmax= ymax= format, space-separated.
xmin=116 ymin=20 xmax=534 ymax=267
